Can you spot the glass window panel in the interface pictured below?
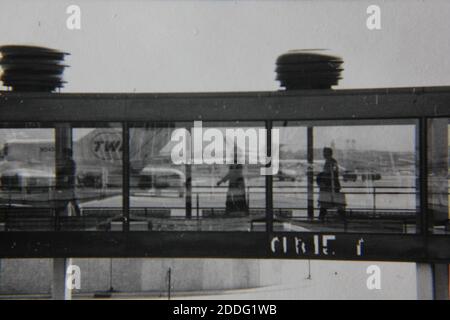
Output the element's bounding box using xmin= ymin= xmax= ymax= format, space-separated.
xmin=61 ymin=124 xmax=123 ymax=231
xmin=274 ymin=120 xmax=418 ymax=234
xmin=272 ymin=124 xmax=309 ymax=231
xmin=197 ymin=121 xmax=266 ymax=231
xmin=428 ymin=118 xmax=450 ymax=234
xmin=129 ymin=121 xmax=267 ymax=231
xmin=0 ymin=127 xmax=55 ymax=231
xmin=130 ymin=123 xmax=189 ymax=231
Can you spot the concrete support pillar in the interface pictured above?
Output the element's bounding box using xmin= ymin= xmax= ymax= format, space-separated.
xmin=52 ymin=258 xmax=72 ymax=300
xmin=416 ymin=263 xmax=450 ymax=300
xmin=416 ymin=263 xmax=434 ymax=300
xmin=433 ymin=264 xmax=449 ymax=300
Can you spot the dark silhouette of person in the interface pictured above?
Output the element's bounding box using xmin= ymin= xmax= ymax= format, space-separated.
xmin=63 ymin=148 xmax=81 ymax=216
xmin=317 ymin=147 xmax=345 ymax=221
xmin=217 ymin=164 xmax=249 ymax=216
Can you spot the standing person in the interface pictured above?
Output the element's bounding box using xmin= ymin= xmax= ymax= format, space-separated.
xmin=63 ymin=148 xmax=81 ymax=216
xmin=317 ymin=147 xmax=345 ymax=221
xmin=217 ymin=164 xmax=249 ymax=216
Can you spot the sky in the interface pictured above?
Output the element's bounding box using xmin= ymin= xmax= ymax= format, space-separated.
xmin=0 ymin=0 xmax=450 ymax=93
xmin=279 ymin=125 xmax=416 ymax=152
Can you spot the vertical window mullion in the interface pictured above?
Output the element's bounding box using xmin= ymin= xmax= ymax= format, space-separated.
xmin=122 ymin=122 xmax=130 ymax=232
xmin=266 ymin=120 xmax=273 ymax=233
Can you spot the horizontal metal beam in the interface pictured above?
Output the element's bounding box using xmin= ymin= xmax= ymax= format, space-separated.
xmin=1 ymin=87 xmax=449 ymax=123
xmin=0 ymin=231 xmax=448 ymax=262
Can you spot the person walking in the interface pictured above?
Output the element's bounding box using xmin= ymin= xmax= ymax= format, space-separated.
xmin=317 ymin=147 xmax=346 ymax=221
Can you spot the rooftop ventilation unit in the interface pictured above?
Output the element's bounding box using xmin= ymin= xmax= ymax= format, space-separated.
xmin=0 ymin=45 xmax=69 ymax=92
xmin=276 ymin=49 xmax=343 ymax=90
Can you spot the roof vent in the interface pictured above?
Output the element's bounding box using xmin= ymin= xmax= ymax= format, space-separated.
xmin=0 ymin=45 xmax=69 ymax=92
xmin=276 ymin=49 xmax=343 ymax=90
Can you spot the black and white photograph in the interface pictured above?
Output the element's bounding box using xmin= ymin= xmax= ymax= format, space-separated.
xmin=0 ymin=0 xmax=449 ymax=305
